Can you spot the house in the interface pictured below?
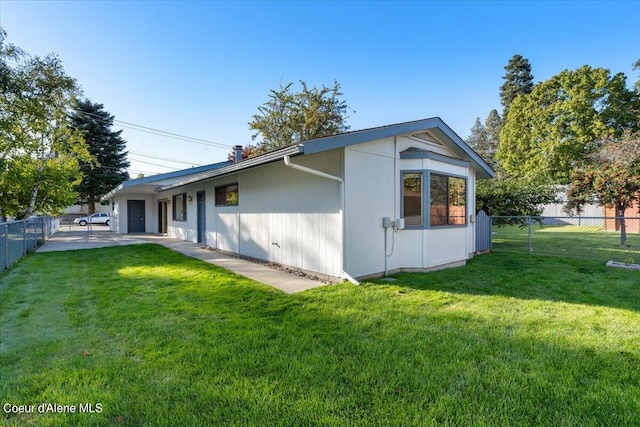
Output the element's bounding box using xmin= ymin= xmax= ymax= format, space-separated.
xmin=102 ymin=161 xmax=230 ymax=234
xmin=103 ymin=118 xmax=495 ymax=281
xmin=603 ymin=201 xmax=640 ymax=233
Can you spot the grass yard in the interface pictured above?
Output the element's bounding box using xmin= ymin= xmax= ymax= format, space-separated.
xmin=1 ymin=244 xmax=640 ymax=426
xmin=492 ymin=223 xmax=640 ymax=263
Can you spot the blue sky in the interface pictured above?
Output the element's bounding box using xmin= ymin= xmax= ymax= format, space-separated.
xmin=1 ymin=1 xmax=639 ymax=177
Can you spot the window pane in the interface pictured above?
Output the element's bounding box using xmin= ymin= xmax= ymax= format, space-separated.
xmin=448 ymin=177 xmax=466 ymax=225
xmin=173 ymin=193 xmax=186 ymax=221
xmin=216 ymin=184 xmax=238 ymax=206
xmin=215 ymin=187 xmax=227 ymax=205
xmin=226 ymin=184 xmax=238 ymax=205
xmin=430 ymin=174 xmax=448 ymax=226
xmin=403 ymin=173 xmax=422 ymax=226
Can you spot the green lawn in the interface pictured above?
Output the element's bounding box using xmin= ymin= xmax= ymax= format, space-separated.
xmin=492 ymin=223 xmax=640 ymax=263
xmin=1 ymin=244 xmax=640 ymax=426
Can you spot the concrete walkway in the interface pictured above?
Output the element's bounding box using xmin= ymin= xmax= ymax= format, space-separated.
xmin=37 ymin=228 xmax=329 ymax=294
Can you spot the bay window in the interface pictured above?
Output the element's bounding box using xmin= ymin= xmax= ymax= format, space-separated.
xmin=401 ymin=171 xmax=467 ymax=228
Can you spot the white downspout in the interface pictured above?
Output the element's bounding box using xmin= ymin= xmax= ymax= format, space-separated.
xmin=283 ymin=155 xmax=359 ymax=285
xmin=284 ymin=155 xmax=344 ymax=183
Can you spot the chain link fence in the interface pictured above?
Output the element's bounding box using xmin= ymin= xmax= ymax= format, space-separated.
xmin=490 ymin=216 xmax=640 ymax=264
xmin=0 ymin=216 xmax=58 ymax=272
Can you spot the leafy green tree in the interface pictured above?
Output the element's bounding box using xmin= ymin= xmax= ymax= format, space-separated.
xmin=0 ymin=29 xmax=23 ymax=212
xmin=566 ymin=130 xmax=640 ymax=247
xmin=498 ymin=65 xmax=639 ymax=184
xmin=0 ymin=30 xmax=89 ymax=220
xmin=70 ymin=99 xmax=130 ymax=214
xmin=0 ymin=29 xmax=22 ymax=96
xmin=249 ymin=80 xmax=351 ymax=153
xmin=499 ymin=54 xmax=534 ymax=117
xmin=476 ymin=177 xmax=558 ymax=225
xmin=2 ymin=154 xmax=82 ymax=219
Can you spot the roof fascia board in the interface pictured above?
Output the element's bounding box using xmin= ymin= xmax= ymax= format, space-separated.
xmin=427 ymin=126 xmax=495 ymax=179
xmin=127 ymin=160 xmax=231 ymax=185
xmin=105 ymin=118 xmax=495 ymax=200
xmin=302 ymin=118 xmax=442 ymax=155
xmin=301 ymin=117 xmax=495 ymax=179
xmin=101 ymin=183 xmax=160 ymax=201
xmin=102 ymin=160 xmax=232 ymax=200
xmin=102 ymin=183 xmax=125 ymax=200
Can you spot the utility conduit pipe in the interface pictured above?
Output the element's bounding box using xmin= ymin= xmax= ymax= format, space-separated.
xmin=283 ymin=155 xmax=359 ymax=285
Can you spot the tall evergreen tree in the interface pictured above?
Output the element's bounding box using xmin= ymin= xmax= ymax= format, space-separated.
xmin=467 ymin=110 xmax=502 ymax=170
xmin=499 ymin=54 xmax=534 ymax=117
xmin=483 ymin=109 xmax=502 ymax=170
xmin=70 ymin=99 xmax=129 ymax=214
xmin=466 ymin=117 xmax=488 ymax=156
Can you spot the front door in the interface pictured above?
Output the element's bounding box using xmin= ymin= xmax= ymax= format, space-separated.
xmin=158 ymin=201 xmax=168 ymax=234
xmin=197 ymin=191 xmax=206 ymax=244
xmin=127 ymin=200 xmax=146 ymax=233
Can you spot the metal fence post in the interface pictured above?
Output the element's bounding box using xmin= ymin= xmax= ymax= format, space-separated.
xmin=2 ymin=224 xmax=7 ymax=271
xmin=22 ymin=221 xmax=26 ymax=257
xmin=33 ymin=219 xmax=37 ymax=250
xmin=527 ymin=216 xmax=533 ymax=254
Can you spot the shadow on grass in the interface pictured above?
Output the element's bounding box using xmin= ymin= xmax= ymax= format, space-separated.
xmin=2 ymin=244 xmax=640 ymax=425
xmin=370 ymin=252 xmax=640 ymax=312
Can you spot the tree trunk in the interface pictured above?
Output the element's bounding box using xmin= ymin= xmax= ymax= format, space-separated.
xmin=88 ymin=197 xmax=96 ymax=215
xmin=26 ymin=183 xmax=39 ymax=218
xmin=618 ymin=206 xmax=627 ymax=248
xmin=26 ymin=139 xmax=46 ymax=218
xmin=26 ymin=161 xmax=46 ymax=218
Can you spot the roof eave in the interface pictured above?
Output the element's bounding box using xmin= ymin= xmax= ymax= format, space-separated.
xmin=101 ymin=160 xmax=233 ymax=200
xmin=101 ymin=183 xmax=125 ymax=201
xmin=426 ymin=125 xmax=496 ymax=179
xmin=301 ymin=117 xmax=496 ymax=179
xmin=157 ymin=144 xmax=304 ymax=192
xmin=105 ymin=118 xmax=495 ymax=198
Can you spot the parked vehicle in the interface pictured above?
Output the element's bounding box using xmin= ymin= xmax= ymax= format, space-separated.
xmin=74 ymin=213 xmax=111 ymax=226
